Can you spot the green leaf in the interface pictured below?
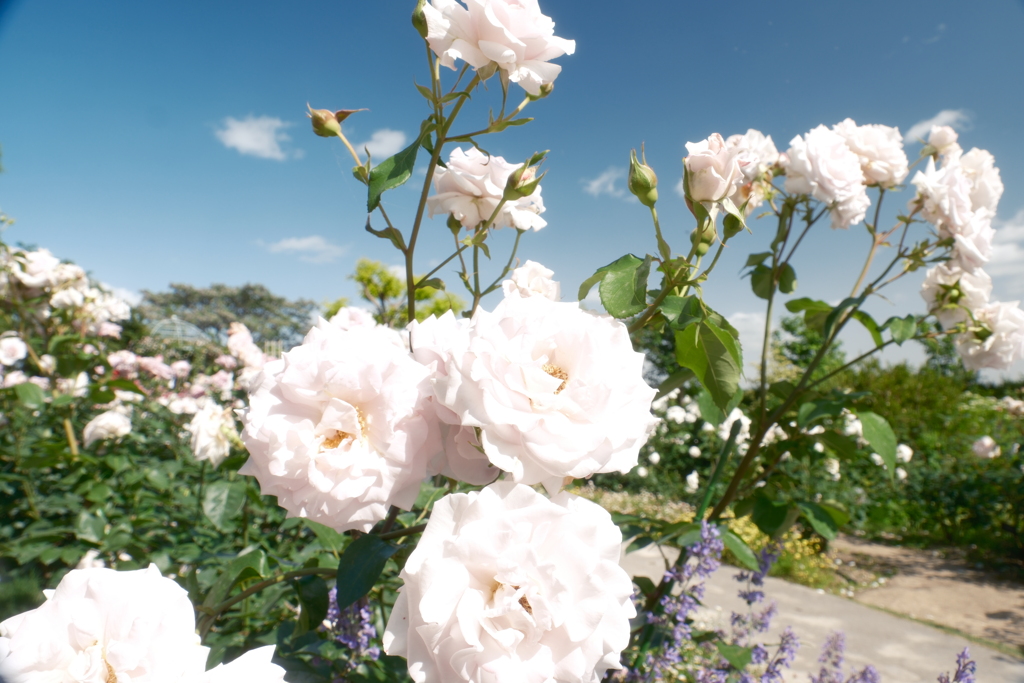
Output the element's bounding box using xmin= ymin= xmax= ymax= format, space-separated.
xmin=102 ymin=378 xmax=145 ymax=395
xmin=675 ymin=321 xmax=743 ymax=413
xmin=577 ymin=259 xmax=617 ymax=301
xmin=716 ymin=642 xmax=754 ymax=670
xmin=367 ymin=135 xmax=422 ymax=212
xmin=856 ymin=410 xmax=897 ymax=480
xmin=632 ymin=576 xmax=656 ymax=597
xmin=658 ymin=521 xmax=701 ymax=546
xmin=797 ymin=501 xmax=840 ymax=540
xmin=365 ymin=218 xmax=408 ymax=252
xmin=818 ymin=431 xmax=859 ymax=461
xmin=659 ymin=295 xmax=703 ymax=329
xmin=785 ymin=297 xmax=832 ymax=332
xmin=822 ymin=296 xmax=864 ymax=341
xmin=86 ymin=483 xmax=112 ymax=503
xmin=414 ymin=82 xmax=436 ymax=104
xmin=744 ymin=252 xmax=773 ymax=268
xmin=852 ymin=310 xmax=883 ymax=347
xmin=335 ymin=534 xmax=399 ymax=611
xmin=292 ymin=574 xmax=330 ymax=637
xmin=15 ymin=382 xmax=45 ymax=408
xmin=750 ymin=264 xmax=773 ymax=299
xmin=626 ymin=536 xmax=654 ymax=553
xmin=598 ymin=254 xmax=651 ymax=318
xmin=75 ymin=511 xmax=105 ymax=543
xmin=817 ymin=501 xmax=851 ymax=527
xmin=203 ymin=550 xmax=268 ymax=610
xmin=654 ymin=367 xmax=695 ymax=401
xmin=884 ymin=315 xmax=918 ymax=345
xmin=202 ymin=481 xmax=247 ymax=532
xmin=778 ymin=263 xmax=797 ymax=294
xmin=797 ymin=400 xmax=846 ymax=428
xmin=752 ymin=494 xmax=793 ymax=538
xmin=720 ymin=528 xmax=760 ymax=571
xmin=303 ymin=519 xmax=348 ymax=554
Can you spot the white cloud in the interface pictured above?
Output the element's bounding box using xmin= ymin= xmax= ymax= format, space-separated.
xmin=103 ymin=284 xmax=142 ymax=306
xmin=675 ymin=177 xmax=685 ymax=198
xmin=905 ymin=109 xmax=971 ymax=142
xmin=215 ymin=115 xmax=297 ymax=161
xmin=988 ymin=209 xmax=1024 ymax=291
xmin=355 ymin=129 xmax=408 ymax=160
xmin=261 ymin=235 xmax=348 ymax=264
xmin=582 ymin=166 xmax=626 ymax=198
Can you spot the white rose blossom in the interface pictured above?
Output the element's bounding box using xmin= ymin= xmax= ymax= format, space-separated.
xmin=958 ymin=147 xmax=1003 ymax=215
xmin=409 ymin=311 xmax=500 ymax=486
xmin=434 ymin=292 xmax=657 ymax=491
xmin=422 ymin=0 xmax=576 ymax=96
xmin=10 ymin=248 xmax=61 ymax=289
xmin=896 ymin=443 xmax=914 ymax=463
xmin=0 ymin=337 xmax=27 ymax=366
xmin=971 ymin=435 xmax=1001 ymax=459
xmin=328 ymin=306 xmax=378 ymax=331
xmin=239 ymin=321 xmax=441 ymax=532
xmin=783 ymin=125 xmax=870 ymax=229
xmin=383 ymin=482 xmax=634 ymax=683
xmin=502 ymin=260 xmax=560 ymax=301
xmin=428 ymin=147 xmax=546 ymax=232
xmin=920 ymin=262 xmax=992 ymax=329
xmin=685 ymin=470 xmax=700 ymax=493
xmin=832 ymin=118 xmax=908 ymax=189
xmin=684 ymin=133 xmax=746 ymax=204
xmin=83 ymin=410 xmax=133 ymax=447
xmin=2 ymin=371 xmax=28 ymax=388
xmin=0 ymin=565 xmax=285 ymax=683
xmin=725 ymin=129 xmax=779 ymax=214
xmin=188 ymin=399 xmax=238 ymax=467
xmin=717 ymin=408 xmax=751 ymax=445
xmin=825 ymin=457 xmax=841 ymax=481
xmin=955 ymin=301 xmax=1024 ymax=371
xmin=928 ymin=125 xmax=960 ymax=157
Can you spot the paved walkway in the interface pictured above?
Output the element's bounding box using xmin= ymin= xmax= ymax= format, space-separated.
xmin=622 ymin=544 xmax=1024 ymax=682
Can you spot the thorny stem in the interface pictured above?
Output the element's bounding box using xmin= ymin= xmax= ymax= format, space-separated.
xmin=850 ymin=189 xmax=886 ymax=297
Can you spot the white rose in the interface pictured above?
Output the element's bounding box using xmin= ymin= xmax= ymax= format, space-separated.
xmin=409 ymin=311 xmax=500 ymax=486
xmin=502 ymin=260 xmax=560 ymax=301
xmin=825 ymin=457 xmax=841 ymax=481
xmin=138 ymin=356 xmax=175 ymax=381
xmin=648 ymin=451 xmax=660 ymax=465
xmin=636 ymin=465 xmax=648 ymax=478
xmin=950 ymin=213 xmax=995 ymax=271
xmin=910 ymin=157 xmax=975 ymax=234
xmin=928 ymin=125 xmax=960 ymax=157
xmin=958 ymin=148 xmax=1003 ymax=215
xmin=435 ymin=294 xmax=656 ymax=491
xmin=193 ymin=645 xmax=287 ymax=683
xmin=832 ymin=118 xmax=909 ymax=188
xmin=784 ymin=125 xmax=870 ymax=229
xmin=971 ymin=435 xmax=1001 ymax=459
xmin=162 ymin=394 xmax=200 ymax=415
xmin=717 ymin=408 xmax=751 ymax=445
xmin=2 ymin=370 xmax=27 ymax=387
xmin=107 ymin=350 xmax=138 ymax=375
xmin=684 ymin=133 xmax=745 ymax=203
xmin=49 ymin=287 xmax=85 ymax=309
xmin=0 ymin=565 xmax=210 ymax=682
xmin=896 ymin=443 xmax=914 ymax=463
xmin=56 ymin=371 xmax=89 ymax=398
xmin=428 ymin=147 xmax=546 ymax=232
xmin=329 ymin=306 xmax=377 ymax=331
xmin=38 ymin=354 xmax=56 ymax=374
xmin=1000 ymin=396 xmax=1024 ymax=417
xmin=239 ymin=321 xmax=441 ymax=532
xmin=228 ymin=322 xmax=270 ymax=369
xmin=10 ymin=248 xmax=61 ymax=289
xmin=96 ymin=322 xmax=124 ymax=339
xmin=725 ymin=129 xmax=779 ymax=215
xmin=685 ymin=470 xmax=700 ymax=493
xmin=870 ymin=453 xmax=884 ymax=467
xmin=83 ymin=410 xmax=132 ymax=447
xmin=422 ymin=0 xmax=576 ymax=96
xmin=383 ymin=482 xmax=634 ymax=683
xmin=76 ymin=549 xmax=106 ymax=570
xmin=896 ymin=467 xmax=908 ymax=481
xmin=0 ymin=337 xmax=27 ymax=366
xmin=920 ymin=262 xmax=992 ymax=329
xmin=188 ymin=400 xmax=238 ymax=467
xmin=664 ymin=405 xmax=686 ymax=424
xmin=688 ymin=446 xmax=701 ymax=458
xmin=956 ymin=301 xmax=1024 ymax=371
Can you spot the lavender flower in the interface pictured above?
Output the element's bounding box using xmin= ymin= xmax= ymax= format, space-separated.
xmin=847 ymin=666 xmax=882 ymax=683
xmin=938 ymin=648 xmax=977 ymax=683
xmin=322 ymin=588 xmax=381 ymax=667
xmin=811 ymin=632 xmax=846 ymax=683
xmin=761 ymin=627 xmax=800 ymax=683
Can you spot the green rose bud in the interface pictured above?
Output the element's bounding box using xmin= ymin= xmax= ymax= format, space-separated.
xmin=411 ymin=0 xmax=429 ymax=39
xmin=628 ymin=148 xmax=658 ymax=208
xmin=306 ymin=105 xmax=366 ymax=138
xmin=503 ymin=151 xmax=548 ymax=201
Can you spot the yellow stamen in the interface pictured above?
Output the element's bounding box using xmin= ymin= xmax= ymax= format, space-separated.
xmin=542 ymin=364 xmax=568 ymax=394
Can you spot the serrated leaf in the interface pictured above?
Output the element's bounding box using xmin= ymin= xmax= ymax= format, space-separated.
xmin=750 ymin=264 xmax=773 ymax=299
xmin=856 ymin=410 xmax=897 ymax=481
xmin=778 ymin=263 xmax=797 ymax=294
xmin=598 ymin=254 xmax=651 ymax=318
xmin=885 ymin=315 xmax=917 ymax=345
xmin=675 ymin=321 xmax=743 ymax=413
xmin=335 ymin=535 xmax=399 ymax=611
xmin=721 ymin=528 xmax=760 ymax=571
xmin=367 ymin=135 xmax=423 ymax=212
xmin=654 ymin=367 xmax=695 ymax=400
xmin=744 ymin=252 xmax=773 ymax=268
xmin=202 ymin=480 xmax=247 ymax=532
xmin=797 ymin=501 xmax=840 ymax=540
xmin=659 ymin=295 xmax=702 ymax=329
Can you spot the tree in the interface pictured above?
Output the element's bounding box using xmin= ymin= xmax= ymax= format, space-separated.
xmin=137 ymin=283 xmax=316 ymax=346
xmin=324 ymin=258 xmax=465 ymax=328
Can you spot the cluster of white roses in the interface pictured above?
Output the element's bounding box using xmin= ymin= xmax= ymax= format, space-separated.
xmin=914 ymin=127 xmax=1024 ymax=371
xmin=1 ymin=246 xmax=131 ymax=338
xmin=0 ymin=565 xmax=286 ymax=682
xmin=239 ymin=262 xmax=654 ymax=681
xmin=869 ymin=443 xmax=913 ymax=481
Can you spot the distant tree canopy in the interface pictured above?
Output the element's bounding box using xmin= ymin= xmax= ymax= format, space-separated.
xmin=138 ymin=283 xmax=316 ymax=346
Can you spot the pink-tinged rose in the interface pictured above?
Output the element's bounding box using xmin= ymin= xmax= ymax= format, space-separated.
xmin=956 ymin=301 xmax=1024 ymax=371
xmin=928 ymin=125 xmax=960 ymax=157
xmin=383 ymin=482 xmax=634 ymax=683
xmin=0 ymin=337 xmax=27 ymax=367
xmin=832 ymin=118 xmax=908 ymax=188
xmin=684 ymin=133 xmax=745 ymax=203
xmin=423 ymin=0 xmax=575 ymax=96
xmin=428 ymin=147 xmax=546 ymax=231
xmin=83 ymin=410 xmax=132 ymax=447
xmin=971 ymin=435 xmax=1001 ymax=459
xmin=501 ymin=260 xmax=560 ymax=301
xmin=783 ymin=125 xmax=870 ymax=229
xmin=959 ymin=147 xmax=1003 ymax=215
xmin=920 ymin=262 xmax=992 ymax=329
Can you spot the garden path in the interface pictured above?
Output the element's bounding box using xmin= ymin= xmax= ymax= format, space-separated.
xmin=622 ymin=543 xmax=1024 ymax=682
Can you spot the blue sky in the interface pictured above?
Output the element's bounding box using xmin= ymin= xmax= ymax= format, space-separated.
xmin=2 ymin=0 xmax=1023 ymax=377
